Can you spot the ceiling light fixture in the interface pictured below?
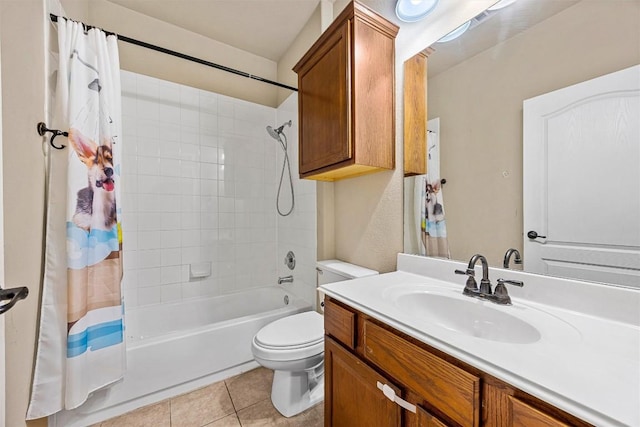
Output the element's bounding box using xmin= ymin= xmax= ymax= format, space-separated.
xmin=487 ymin=0 xmax=518 ymax=11
xmin=437 ymin=20 xmax=471 ymax=43
xmin=395 ymin=0 xmax=439 ymax=23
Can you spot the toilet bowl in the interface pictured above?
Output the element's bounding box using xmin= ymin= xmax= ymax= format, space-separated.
xmin=251 ymin=260 xmax=379 ymax=417
xmin=251 ymin=311 xmax=325 ymax=417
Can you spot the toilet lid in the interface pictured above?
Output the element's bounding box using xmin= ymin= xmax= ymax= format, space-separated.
xmin=255 ymin=311 xmax=324 ymax=349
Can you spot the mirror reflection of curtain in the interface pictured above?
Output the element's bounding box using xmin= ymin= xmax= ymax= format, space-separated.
xmin=415 ymin=118 xmax=449 ymax=258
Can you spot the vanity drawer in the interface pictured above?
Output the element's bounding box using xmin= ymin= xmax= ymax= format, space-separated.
xmin=510 ymin=396 xmax=570 ymax=427
xmin=324 ymin=298 xmax=356 ymax=349
xmin=363 ymin=320 xmax=480 ymax=426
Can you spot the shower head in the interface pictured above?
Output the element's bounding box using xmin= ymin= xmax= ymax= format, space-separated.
xmin=266 ymin=120 xmax=292 ymax=140
xmin=266 ymin=125 xmax=280 ymax=140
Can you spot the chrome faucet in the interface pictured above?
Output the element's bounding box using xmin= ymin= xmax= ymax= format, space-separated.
xmin=503 ymin=248 xmax=522 ymax=269
xmin=455 ymin=254 xmax=524 ymax=305
xmin=278 ymin=275 xmax=293 ymax=285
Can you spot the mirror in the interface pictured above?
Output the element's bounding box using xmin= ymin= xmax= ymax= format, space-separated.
xmin=403 ymin=0 xmax=640 ymax=287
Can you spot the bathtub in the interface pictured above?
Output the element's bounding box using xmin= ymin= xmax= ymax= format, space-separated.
xmin=52 ymin=286 xmax=311 ymax=427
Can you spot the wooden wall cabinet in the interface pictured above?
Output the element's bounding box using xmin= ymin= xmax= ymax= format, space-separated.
xmin=403 ymin=50 xmax=431 ymax=177
xmin=324 ymin=297 xmax=592 ymax=427
xmin=293 ymin=1 xmax=399 ymax=181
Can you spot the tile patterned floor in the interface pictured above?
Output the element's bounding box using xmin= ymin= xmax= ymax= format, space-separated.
xmin=92 ymin=368 xmax=323 ymax=427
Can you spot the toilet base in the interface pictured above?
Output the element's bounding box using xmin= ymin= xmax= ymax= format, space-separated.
xmin=270 ymin=364 xmax=324 ymax=417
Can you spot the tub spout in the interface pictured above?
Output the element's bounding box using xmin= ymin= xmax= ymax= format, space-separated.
xmin=278 ymin=275 xmax=293 ymax=285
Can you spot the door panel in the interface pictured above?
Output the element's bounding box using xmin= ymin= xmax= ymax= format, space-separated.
xmin=325 ymin=337 xmax=401 ymax=427
xmin=523 ymin=65 xmax=640 ymax=287
xmin=298 ymin=21 xmax=351 ymax=175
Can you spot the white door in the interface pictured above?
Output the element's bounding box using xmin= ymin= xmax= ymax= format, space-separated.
xmin=523 ymin=65 xmax=640 ymax=287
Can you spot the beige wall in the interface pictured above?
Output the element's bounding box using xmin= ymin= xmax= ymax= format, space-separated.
xmin=1 ymin=0 xmax=48 ymax=426
xmin=327 ymin=0 xmax=401 ymax=273
xmin=319 ymin=0 xmax=495 ymax=273
xmin=428 ymin=0 xmax=640 ymax=266
xmin=62 ymin=0 xmax=281 ymax=108
xmin=276 ymin=4 xmax=321 ymax=106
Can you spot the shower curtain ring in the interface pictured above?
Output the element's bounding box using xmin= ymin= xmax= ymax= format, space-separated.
xmin=37 ymin=122 xmax=68 ymax=150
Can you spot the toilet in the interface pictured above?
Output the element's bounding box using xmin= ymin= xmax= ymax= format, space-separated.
xmin=251 ymin=260 xmax=378 ymax=417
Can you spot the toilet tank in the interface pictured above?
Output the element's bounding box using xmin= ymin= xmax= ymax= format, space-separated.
xmin=316 ymin=260 xmax=378 ymax=285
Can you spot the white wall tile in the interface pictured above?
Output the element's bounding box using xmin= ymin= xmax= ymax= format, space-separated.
xmin=200 ymin=163 xmax=218 ymax=180
xmin=137 ymin=119 xmax=161 ymax=140
xmin=180 ymin=160 xmax=200 ymax=179
xmin=138 ymin=157 xmax=160 ymax=176
xmin=160 ymin=158 xmax=181 ymax=177
xmin=121 ymin=71 xmax=137 ymax=93
xmin=159 ymin=140 xmax=180 ymax=159
xmin=158 ymin=81 xmax=180 ymax=104
xmin=138 ymin=231 xmax=161 ymax=250
xmin=161 ymin=230 xmax=181 ymax=249
xmin=138 ymin=250 xmax=162 ymax=269
xmin=180 ymin=126 xmax=199 ymax=145
xmin=201 ymin=212 xmax=218 ymax=229
xmin=161 ymin=266 xmax=183 ymax=285
xmin=138 ymin=267 xmax=161 ymax=287
xmin=120 ymin=73 xmax=314 ymax=308
xmin=181 ymin=212 xmax=200 ymax=230
xmin=181 ymin=230 xmax=201 ymax=247
xmin=199 ymin=92 xmax=218 ymax=114
xmin=200 ymin=146 xmax=218 ymax=164
xmin=180 ymin=86 xmax=199 ymax=108
xmin=138 ymin=286 xmax=161 ymax=306
xmin=181 ymin=107 xmax=199 ymax=128
xmin=180 ymin=143 xmax=200 ymax=161
xmin=160 ymin=284 xmax=182 ymax=302
xmin=200 ymin=134 xmax=218 ymax=147
xmin=161 ymin=248 xmax=182 ymax=267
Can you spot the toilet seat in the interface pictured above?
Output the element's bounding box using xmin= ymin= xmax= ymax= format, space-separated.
xmin=252 ymin=311 xmax=324 ymax=362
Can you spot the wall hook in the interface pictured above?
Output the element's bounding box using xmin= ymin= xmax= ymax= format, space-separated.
xmin=37 ymin=122 xmax=68 ymax=150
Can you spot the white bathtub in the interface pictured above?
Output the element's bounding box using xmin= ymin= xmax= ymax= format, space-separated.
xmin=52 ymin=287 xmax=311 ymax=427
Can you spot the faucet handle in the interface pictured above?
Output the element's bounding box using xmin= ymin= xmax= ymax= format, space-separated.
xmin=497 ymin=278 xmax=524 ymax=287
xmin=492 ymin=278 xmax=524 ymax=306
xmin=455 ymin=269 xmax=478 ymax=295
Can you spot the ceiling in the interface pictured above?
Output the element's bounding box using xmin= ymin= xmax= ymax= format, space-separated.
xmin=104 ymin=0 xmax=582 ymax=69
xmin=427 ymin=0 xmax=580 ymax=77
xmin=106 ymin=0 xmax=323 ymax=61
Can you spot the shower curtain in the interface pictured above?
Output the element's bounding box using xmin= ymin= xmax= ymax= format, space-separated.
xmin=27 ymin=18 xmax=124 ymax=418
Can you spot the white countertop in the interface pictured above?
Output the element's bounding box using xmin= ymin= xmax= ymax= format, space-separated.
xmin=319 ymin=254 xmax=640 ymax=427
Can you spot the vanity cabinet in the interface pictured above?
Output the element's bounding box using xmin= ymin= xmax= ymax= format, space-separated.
xmin=323 ymin=297 xmax=591 ymax=427
xmin=292 ymin=1 xmax=398 ymax=181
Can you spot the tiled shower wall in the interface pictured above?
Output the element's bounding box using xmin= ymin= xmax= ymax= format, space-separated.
xmin=120 ymin=71 xmax=315 ymax=308
xmin=275 ymin=96 xmax=317 ymax=306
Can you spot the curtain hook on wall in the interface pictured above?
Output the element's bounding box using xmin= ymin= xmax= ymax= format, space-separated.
xmin=37 ymin=122 xmax=68 ymax=150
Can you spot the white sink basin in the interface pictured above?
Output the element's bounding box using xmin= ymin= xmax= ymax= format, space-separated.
xmin=382 ymin=284 xmax=581 ymax=345
xmin=395 ymin=292 xmax=541 ymax=344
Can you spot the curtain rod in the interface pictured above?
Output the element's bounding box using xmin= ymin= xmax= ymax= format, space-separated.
xmin=49 ymin=13 xmax=298 ymax=92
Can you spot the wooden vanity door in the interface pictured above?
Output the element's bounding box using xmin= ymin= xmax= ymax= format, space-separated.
xmin=325 ymin=337 xmax=402 ymax=427
xmin=416 ymin=406 xmax=448 ymax=427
